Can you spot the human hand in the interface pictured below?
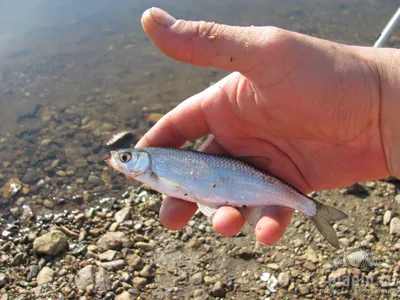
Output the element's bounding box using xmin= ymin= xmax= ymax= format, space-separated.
xmin=136 ymin=7 xmax=393 ymax=245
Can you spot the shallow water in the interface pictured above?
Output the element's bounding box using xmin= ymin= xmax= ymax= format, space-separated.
xmin=0 ymin=0 xmax=399 ymax=218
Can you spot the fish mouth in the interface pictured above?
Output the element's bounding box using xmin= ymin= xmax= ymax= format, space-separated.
xmin=105 ymin=159 xmax=115 ymax=168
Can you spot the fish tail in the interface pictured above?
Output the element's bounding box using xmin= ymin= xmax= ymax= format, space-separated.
xmin=308 ymin=199 xmax=348 ymax=249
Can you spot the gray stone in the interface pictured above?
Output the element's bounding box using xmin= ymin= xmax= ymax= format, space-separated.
xmin=37 ymin=267 xmax=54 ymax=285
xmin=135 ymin=242 xmax=154 ymax=251
xmin=303 ymin=262 xmax=317 ymax=271
xmin=22 ymin=171 xmax=41 ymax=184
xmin=303 ymin=246 xmax=319 ymax=263
xmin=0 ymin=273 xmax=8 ymax=287
xmin=97 ymin=232 xmax=132 ymax=252
xmin=75 ymin=265 xmax=94 ymax=290
xmin=124 ymin=251 xmax=145 ymax=271
xmin=27 ymin=265 xmax=39 ymax=281
xmin=190 ymin=272 xmax=203 ymax=285
xmin=74 ymin=265 xmax=111 ymax=293
xmin=33 ymin=230 xmax=69 ymax=255
xmin=298 ymin=284 xmax=310 ymax=295
xmin=114 ymin=207 xmax=131 ymax=223
xmin=277 ymin=272 xmax=290 ymax=288
xmin=11 ymin=252 xmax=24 ymax=266
xmin=390 ymin=217 xmax=400 ymax=236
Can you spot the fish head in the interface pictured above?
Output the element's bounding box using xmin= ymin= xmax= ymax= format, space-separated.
xmin=106 ymin=148 xmax=151 ymax=178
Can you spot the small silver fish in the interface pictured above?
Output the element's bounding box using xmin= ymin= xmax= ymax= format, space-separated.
xmin=106 ymin=147 xmax=348 ymax=248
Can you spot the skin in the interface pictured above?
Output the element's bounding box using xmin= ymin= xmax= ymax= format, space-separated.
xmin=134 ymin=7 xmax=400 ymax=245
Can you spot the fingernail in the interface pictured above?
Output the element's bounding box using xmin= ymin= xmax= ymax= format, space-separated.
xmin=149 ymin=7 xmax=176 ymax=28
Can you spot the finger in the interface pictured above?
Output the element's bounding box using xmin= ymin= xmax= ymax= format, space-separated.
xmin=255 ymin=207 xmax=294 ymax=245
xmin=141 ymin=7 xmax=289 ymax=74
xmin=212 ymin=206 xmax=245 ymax=236
xmin=159 ymin=196 xmax=198 ymax=230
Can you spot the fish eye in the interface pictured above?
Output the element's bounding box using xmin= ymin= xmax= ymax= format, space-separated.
xmin=118 ymin=152 xmax=131 ymax=163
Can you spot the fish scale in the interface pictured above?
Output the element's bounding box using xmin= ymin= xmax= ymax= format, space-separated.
xmin=106 ymin=147 xmax=348 ymax=248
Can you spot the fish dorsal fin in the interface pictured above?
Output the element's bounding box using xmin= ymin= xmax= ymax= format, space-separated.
xmin=197 ymin=203 xmax=218 ymax=218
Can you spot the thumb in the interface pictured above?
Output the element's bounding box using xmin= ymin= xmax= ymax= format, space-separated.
xmin=141 ymin=7 xmax=289 ymax=74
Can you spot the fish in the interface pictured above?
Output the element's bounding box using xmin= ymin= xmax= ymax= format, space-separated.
xmin=105 ymin=147 xmax=348 ymax=248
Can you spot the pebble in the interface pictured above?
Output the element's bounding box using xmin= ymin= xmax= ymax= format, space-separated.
xmin=98 ymin=250 xmax=117 ymax=261
xmin=303 ymin=261 xmax=317 ymax=271
xmin=0 ymin=273 xmax=8 ymax=287
xmin=267 ymin=263 xmax=280 ymax=270
xmin=56 ymin=170 xmax=66 ymax=177
xmin=11 ymin=252 xmax=24 ymax=266
xmin=115 ymin=291 xmax=135 ymax=300
xmin=74 ymin=265 xmax=111 ymax=294
xmin=96 ymin=259 xmax=126 ymax=271
xmin=97 ymin=232 xmax=132 ymax=252
xmin=389 ymin=217 xmax=400 ymax=236
xmin=135 ymin=242 xmax=154 ymax=251
xmin=302 ymin=246 xmax=319 ymax=263
xmin=88 ymin=175 xmax=102 ymax=186
xmin=139 ymin=264 xmax=156 ymax=278
xmin=43 ymin=199 xmax=55 ymax=209
xmin=114 ymin=207 xmax=131 ymax=223
xmin=33 ymin=230 xmax=69 ymax=255
xmin=297 ymin=284 xmax=310 ymax=295
xmin=37 ymin=267 xmax=54 ymax=285
xmin=339 ymin=238 xmax=353 ymax=247
xmin=190 ymin=272 xmax=203 ymax=285
xmin=124 ymin=251 xmax=145 ymax=270
xmin=22 ymin=171 xmax=40 ymax=184
xmin=328 ymin=268 xmax=347 ymax=281
xmin=211 ymin=281 xmax=226 ymax=297
xmin=132 ymin=277 xmax=147 ymax=289
xmin=277 ymin=272 xmax=290 ymax=288
xmin=383 ymin=210 xmax=396 ymax=225
xmin=27 ymin=265 xmax=39 ymax=281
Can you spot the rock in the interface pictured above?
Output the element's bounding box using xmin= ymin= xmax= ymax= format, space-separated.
xmin=97 ymin=232 xmax=132 ymax=252
xmin=298 ymin=284 xmax=310 ymax=295
xmin=389 ymin=217 xmax=400 ymax=236
xmin=74 ymin=265 xmax=111 ymax=293
xmin=37 ymin=267 xmax=54 ymax=285
xmin=56 ymin=170 xmax=66 ymax=177
xmin=132 ymin=277 xmax=147 ymax=289
xmin=343 ymin=183 xmax=369 ymax=196
xmin=211 ymin=281 xmax=226 ymax=297
xmin=96 ymin=259 xmax=126 ymax=271
xmin=303 ymin=261 xmax=317 ymax=271
xmin=139 ymin=264 xmax=156 ymax=278
xmin=115 ymin=291 xmax=135 ymax=300
xmin=146 ymin=113 xmax=164 ymax=124
xmin=124 ymin=251 xmax=145 ymax=270
xmin=33 ymin=230 xmax=69 ymax=255
xmin=1 ymin=178 xmax=22 ymax=198
xmin=43 ymin=199 xmax=55 ymax=209
xmin=135 ymin=242 xmax=154 ymax=251
xmin=114 ymin=207 xmax=131 ymax=223
xmin=27 ymin=265 xmax=39 ymax=281
xmin=88 ymin=175 xmax=102 ymax=186
xmin=267 ymin=263 xmax=280 ymax=270
xmin=383 ymin=210 xmax=396 ymax=225
xmin=98 ymin=250 xmax=117 ymax=261
xmin=339 ymin=238 xmax=353 ymax=247
xmin=303 ymin=246 xmax=319 ymax=263
xmin=75 ymin=159 xmax=88 ymax=169
xmin=365 ymin=234 xmax=376 ymax=242
xmin=190 ymin=272 xmax=203 ymax=285
xmin=277 ymin=272 xmax=290 ymax=288
xmin=0 ymin=273 xmax=8 ymax=287
xmin=11 ymin=253 xmax=24 ymax=266
xmin=328 ymin=268 xmax=347 ymax=281
xmin=22 ymin=171 xmax=40 ymax=184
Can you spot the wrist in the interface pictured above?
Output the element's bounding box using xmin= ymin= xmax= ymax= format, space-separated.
xmin=373 ymin=48 xmax=400 ymax=178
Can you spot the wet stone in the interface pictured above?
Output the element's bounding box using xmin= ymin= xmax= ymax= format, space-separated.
xmin=43 ymin=199 xmax=55 ymax=209
xmin=27 ymin=265 xmax=39 ymax=281
xmin=33 ymin=230 xmax=69 ymax=256
xmin=1 ymin=178 xmax=22 ymax=198
xmin=22 ymin=171 xmax=41 ymax=184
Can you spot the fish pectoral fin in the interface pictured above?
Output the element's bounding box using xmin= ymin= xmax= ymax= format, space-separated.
xmin=197 ymin=204 xmax=218 ymax=218
xmin=238 ymin=206 xmax=283 ymax=227
xmin=157 ymin=176 xmax=187 ymax=193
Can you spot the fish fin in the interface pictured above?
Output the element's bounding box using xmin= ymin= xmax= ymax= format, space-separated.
xmin=197 ymin=204 xmax=218 ymax=218
xmin=239 ymin=206 xmax=275 ymax=227
xmin=308 ymin=199 xmax=348 ymax=249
